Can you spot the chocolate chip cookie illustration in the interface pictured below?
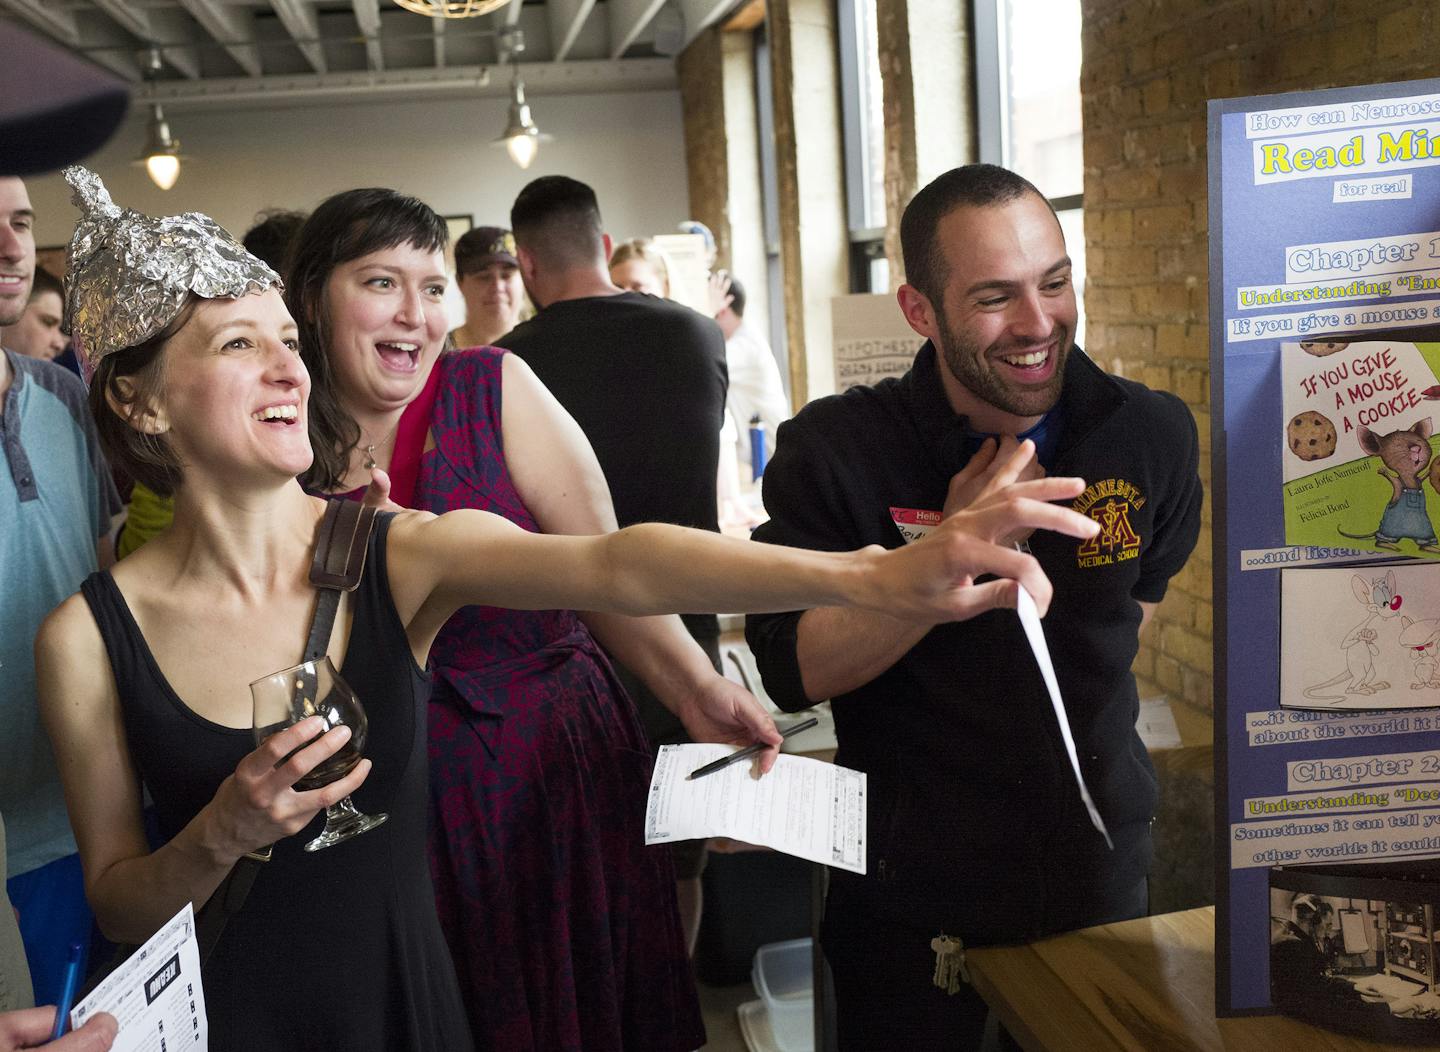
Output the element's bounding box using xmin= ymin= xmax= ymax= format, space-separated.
xmin=1288 ymin=411 xmax=1336 ymax=461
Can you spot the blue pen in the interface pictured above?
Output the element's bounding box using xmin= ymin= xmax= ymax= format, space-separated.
xmin=50 ymin=942 xmax=84 ymax=1040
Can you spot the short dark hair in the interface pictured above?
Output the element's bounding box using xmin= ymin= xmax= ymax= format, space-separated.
xmin=900 ymin=164 xmax=1050 ymax=305
xmin=286 ymin=188 xmax=448 ymax=491
xmin=725 ymin=274 xmax=746 ymax=318
xmin=242 ymin=209 xmax=309 ymax=275
xmin=29 ymin=266 xmax=62 ymax=302
xmin=510 ymin=175 xmax=605 ymax=270
xmin=88 ymin=297 xmax=198 ymax=497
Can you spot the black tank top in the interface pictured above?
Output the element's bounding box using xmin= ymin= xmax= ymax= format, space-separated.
xmin=80 ymin=514 xmax=473 ymax=1051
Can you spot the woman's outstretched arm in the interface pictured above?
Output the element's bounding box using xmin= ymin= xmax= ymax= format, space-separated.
xmin=389 ymin=467 xmax=1100 ymax=657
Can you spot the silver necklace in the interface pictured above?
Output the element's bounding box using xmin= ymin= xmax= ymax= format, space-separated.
xmin=360 ymin=418 xmax=401 ymax=471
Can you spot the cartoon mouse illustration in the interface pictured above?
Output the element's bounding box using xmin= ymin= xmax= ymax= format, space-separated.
xmin=1303 ymin=570 xmax=1402 ymax=702
xmin=1398 ymin=616 xmax=1440 ymax=690
xmin=1339 ymin=419 xmax=1440 ymax=553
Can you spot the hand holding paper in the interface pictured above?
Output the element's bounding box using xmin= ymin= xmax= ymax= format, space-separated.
xmin=0 ymin=1008 xmax=115 ymax=1052
xmin=672 ymin=674 xmax=784 ymax=776
xmin=70 ymin=903 xmax=208 ymax=1052
xmin=646 ymin=745 xmax=868 ymax=873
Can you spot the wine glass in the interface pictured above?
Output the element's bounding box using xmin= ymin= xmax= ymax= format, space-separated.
xmin=250 ymin=656 xmax=387 ymax=852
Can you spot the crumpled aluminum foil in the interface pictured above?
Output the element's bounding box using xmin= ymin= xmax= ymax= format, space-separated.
xmin=61 ymin=166 xmax=281 ymax=364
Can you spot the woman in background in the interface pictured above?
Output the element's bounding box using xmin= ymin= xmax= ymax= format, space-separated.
xmin=608 ymin=237 xmax=671 ymax=298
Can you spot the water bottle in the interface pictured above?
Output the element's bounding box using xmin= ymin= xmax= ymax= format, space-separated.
xmin=749 ymin=414 xmax=767 ymax=481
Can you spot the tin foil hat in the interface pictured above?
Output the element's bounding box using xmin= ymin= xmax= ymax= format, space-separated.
xmin=62 ymin=166 xmax=281 ymax=363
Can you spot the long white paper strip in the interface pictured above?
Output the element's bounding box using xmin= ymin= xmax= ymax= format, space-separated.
xmin=1015 ymin=585 xmax=1114 ymax=849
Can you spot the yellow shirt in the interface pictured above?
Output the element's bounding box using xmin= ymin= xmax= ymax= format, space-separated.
xmin=117 ymin=480 xmax=174 ymax=558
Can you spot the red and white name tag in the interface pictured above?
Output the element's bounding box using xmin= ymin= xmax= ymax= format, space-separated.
xmin=890 ymin=507 xmax=942 ymax=545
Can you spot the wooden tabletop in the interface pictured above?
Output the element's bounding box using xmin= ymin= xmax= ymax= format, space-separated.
xmin=966 ymin=907 xmax=1422 ymax=1052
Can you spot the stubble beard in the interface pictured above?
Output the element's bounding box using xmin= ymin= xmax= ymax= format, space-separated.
xmin=0 ymin=299 xmax=26 ymax=329
xmin=936 ymin=310 xmax=1070 ymax=421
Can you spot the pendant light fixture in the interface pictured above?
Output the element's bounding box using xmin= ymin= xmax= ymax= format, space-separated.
xmin=491 ymin=28 xmax=550 ymax=170
xmin=392 ymin=0 xmax=512 ymax=16
xmin=136 ymin=49 xmax=183 ymax=190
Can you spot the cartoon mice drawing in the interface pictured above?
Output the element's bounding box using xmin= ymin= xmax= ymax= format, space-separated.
xmin=1339 ymin=419 xmax=1440 ymax=553
xmin=1303 ymin=570 xmax=1402 ymax=703
xmin=1398 ymin=616 xmax=1440 ymax=690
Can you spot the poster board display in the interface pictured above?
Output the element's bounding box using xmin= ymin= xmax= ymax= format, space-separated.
xmin=830 ymin=293 xmax=920 ymax=394
xmin=1211 ymin=78 xmax=1440 ymax=1031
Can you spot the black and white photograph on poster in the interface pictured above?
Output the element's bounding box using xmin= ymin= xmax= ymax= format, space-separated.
xmin=1280 ymin=565 xmax=1440 ymax=710
xmin=1270 ymin=862 xmax=1440 ymax=1042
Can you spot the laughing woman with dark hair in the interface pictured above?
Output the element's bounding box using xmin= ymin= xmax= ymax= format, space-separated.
xmin=286 ymin=187 xmax=777 ymax=1049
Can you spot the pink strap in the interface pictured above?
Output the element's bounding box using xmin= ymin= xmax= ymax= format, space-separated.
xmin=387 ymin=359 xmax=443 ymax=508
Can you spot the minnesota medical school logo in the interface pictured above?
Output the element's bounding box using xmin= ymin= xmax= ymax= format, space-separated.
xmin=1074 ymin=478 xmax=1145 ymax=568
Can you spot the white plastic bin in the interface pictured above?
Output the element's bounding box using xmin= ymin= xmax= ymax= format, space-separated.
xmin=751 ymin=937 xmax=814 ymax=1052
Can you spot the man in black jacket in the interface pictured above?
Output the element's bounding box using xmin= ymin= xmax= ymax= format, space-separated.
xmin=747 ymin=165 xmax=1203 ymax=1049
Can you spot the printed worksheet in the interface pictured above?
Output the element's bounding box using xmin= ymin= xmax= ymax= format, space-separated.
xmin=71 ymin=902 xmax=208 ymax=1051
xmin=645 ymin=747 xmax=867 ymax=873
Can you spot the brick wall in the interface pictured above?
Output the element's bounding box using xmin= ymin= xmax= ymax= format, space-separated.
xmin=1079 ymin=0 xmax=1440 ymax=716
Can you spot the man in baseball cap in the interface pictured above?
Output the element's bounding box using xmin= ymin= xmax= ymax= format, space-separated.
xmin=450 ymin=226 xmax=527 ymax=348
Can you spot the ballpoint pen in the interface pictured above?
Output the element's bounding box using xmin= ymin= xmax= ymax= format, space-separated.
xmin=50 ymin=942 xmax=84 ymax=1040
xmin=686 ymin=717 xmax=820 ymax=780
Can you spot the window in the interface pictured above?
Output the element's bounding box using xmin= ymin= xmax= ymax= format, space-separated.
xmin=992 ymin=0 xmax=1083 ymax=199
xmin=976 ymin=0 xmax=1086 ymax=342
xmin=838 ymin=0 xmax=887 ymax=293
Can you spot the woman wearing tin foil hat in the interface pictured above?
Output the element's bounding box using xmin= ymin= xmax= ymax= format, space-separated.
xmin=35 ymin=169 xmax=1096 ymax=1050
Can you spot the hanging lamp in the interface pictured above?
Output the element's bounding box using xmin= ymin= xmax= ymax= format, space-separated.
xmin=490 ymin=28 xmax=551 ymax=169
xmin=135 ymin=49 xmax=183 ymax=190
xmin=392 ymin=0 xmax=513 ymax=16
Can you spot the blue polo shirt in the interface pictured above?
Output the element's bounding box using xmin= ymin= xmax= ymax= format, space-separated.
xmin=0 ymin=349 xmax=120 ymax=877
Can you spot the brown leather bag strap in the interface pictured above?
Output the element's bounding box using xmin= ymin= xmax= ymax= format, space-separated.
xmin=309 ymin=498 xmax=379 ymax=592
xmin=196 ymin=499 xmax=381 ymax=966
xmin=304 ymin=500 xmax=378 ymax=662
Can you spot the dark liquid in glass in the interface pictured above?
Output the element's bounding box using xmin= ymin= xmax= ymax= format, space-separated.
xmin=294 ymin=741 xmax=362 ymax=790
xmin=259 ymin=726 xmax=364 ymax=790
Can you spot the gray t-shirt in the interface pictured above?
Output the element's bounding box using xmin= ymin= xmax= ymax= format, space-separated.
xmin=0 ymin=351 xmax=121 ymax=877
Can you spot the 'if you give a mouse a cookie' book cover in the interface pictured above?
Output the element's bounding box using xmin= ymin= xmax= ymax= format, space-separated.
xmin=1282 ymin=339 xmax=1440 ymax=558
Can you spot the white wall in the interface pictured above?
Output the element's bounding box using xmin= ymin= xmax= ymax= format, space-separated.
xmin=25 ymin=89 xmax=692 ymax=252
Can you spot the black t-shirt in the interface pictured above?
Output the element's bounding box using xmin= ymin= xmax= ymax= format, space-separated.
xmin=746 ymin=342 xmax=1204 ymax=941
xmin=496 ymin=291 xmax=728 ymax=637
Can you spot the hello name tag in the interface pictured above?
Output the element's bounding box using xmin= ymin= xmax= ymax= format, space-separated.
xmin=890 ymin=507 xmax=942 ymax=544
